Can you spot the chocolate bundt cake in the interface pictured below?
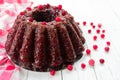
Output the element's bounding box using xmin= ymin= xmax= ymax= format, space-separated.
xmin=5 ymin=4 xmax=85 ymax=72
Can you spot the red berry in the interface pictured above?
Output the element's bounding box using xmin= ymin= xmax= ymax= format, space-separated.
xmin=41 ymin=22 xmax=47 ymax=25
xmin=88 ymin=29 xmax=91 ymax=33
xmin=93 ymin=35 xmax=97 ymax=41
xmin=86 ymin=49 xmax=91 ymax=55
xmin=93 ymin=44 xmax=98 ymax=50
xmin=102 ymin=30 xmax=105 ymax=33
xmin=83 ymin=21 xmax=86 ymax=26
xmin=57 ymin=5 xmax=62 ymax=10
xmin=81 ymin=63 xmax=86 ymax=69
xmin=99 ymin=58 xmax=105 ymax=64
xmin=104 ymin=47 xmax=110 ymax=52
xmin=96 ymin=29 xmax=100 ymax=34
xmin=106 ymin=41 xmax=110 ymax=46
xmin=50 ymin=70 xmax=56 ymax=76
xmin=55 ymin=17 xmax=61 ymax=22
xmin=67 ymin=64 xmax=73 ymax=71
xmin=89 ymin=59 xmax=95 ymax=66
xmin=62 ymin=10 xmax=67 ymax=16
xmin=92 ymin=25 xmax=95 ymax=29
xmin=101 ymin=34 xmax=105 ymax=39
xmin=26 ymin=7 xmax=32 ymax=11
xmin=29 ymin=17 xmax=33 ymax=22
xmin=98 ymin=23 xmax=102 ymax=28
xmin=38 ymin=5 xmax=43 ymax=10
xmin=46 ymin=3 xmax=50 ymax=8
xmin=20 ymin=12 xmax=25 ymax=15
xmin=90 ymin=22 xmax=93 ymax=26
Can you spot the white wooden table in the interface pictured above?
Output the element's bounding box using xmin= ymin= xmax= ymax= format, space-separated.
xmin=0 ymin=0 xmax=120 ymax=80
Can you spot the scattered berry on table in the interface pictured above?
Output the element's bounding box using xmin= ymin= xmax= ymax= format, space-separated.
xmin=89 ymin=59 xmax=95 ymax=66
xmin=67 ymin=64 xmax=73 ymax=71
xmin=99 ymin=58 xmax=105 ymax=64
xmin=81 ymin=63 xmax=86 ymax=69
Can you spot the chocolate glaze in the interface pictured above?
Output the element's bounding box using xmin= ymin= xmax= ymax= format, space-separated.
xmin=5 ymin=4 xmax=85 ymax=72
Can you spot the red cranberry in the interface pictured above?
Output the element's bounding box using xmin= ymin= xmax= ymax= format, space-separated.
xmin=106 ymin=41 xmax=110 ymax=46
xmin=41 ymin=22 xmax=47 ymax=25
xmin=102 ymin=30 xmax=105 ymax=33
xmin=98 ymin=23 xmax=102 ymax=28
xmin=86 ymin=49 xmax=91 ymax=55
xmin=96 ymin=29 xmax=100 ymax=34
xmin=89 ymin=59 xmax=95 ymax=66
xmin=67 ymin=64 xmax=73 ymax=71
xmin=55 ymin=17 xmax=61 ymax=22
xmin=101 ymin=34 xmax=105 ymax=39
xmin=92 ymin=25 xmax=95 ymax=29
xmin=46 ymin=3 xmax=50 ymax=8
xmin=88 ymin=29 xmax=91 ymax=33
xmin=26 ymin=7 xmax=32 ymax=11
xmin=62 ymin=10 xmax=67 ymax=16
xmin=83 ymin=21 xmax=86 ymax=26
xmin=50 ymin=70 xmax=56 ymax=76
xmin=20 ymin=12 xmax=25 ymax=15
xmin=99 ymin=58 xmax=105 ymax=64
xmin=81 ymin=63 xmax=86 ymax=69
xmin=29 ymin=17 xmax=33 ymax=22
xmin=93 ymin=44 xmax=98 ymax=50
xmin=90 ymin=22 xmax=93 ymax=26
xmin=38 ymin=5 xmax=43 ymax=10
xmin=57 ymin=5 xmax=62 ymax=10
xmin=93 ymin=35 xmax=97 ymax=41
xmin=104 ymin=47 xmax=110 ymax=52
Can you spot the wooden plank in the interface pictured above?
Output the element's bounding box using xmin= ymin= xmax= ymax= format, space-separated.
xmin=27 ymin=70 xmax=62 ymax=80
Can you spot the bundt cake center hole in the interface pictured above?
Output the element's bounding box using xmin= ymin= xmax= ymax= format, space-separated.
xmin=32 ymin=10 xmax=56 ymax=22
